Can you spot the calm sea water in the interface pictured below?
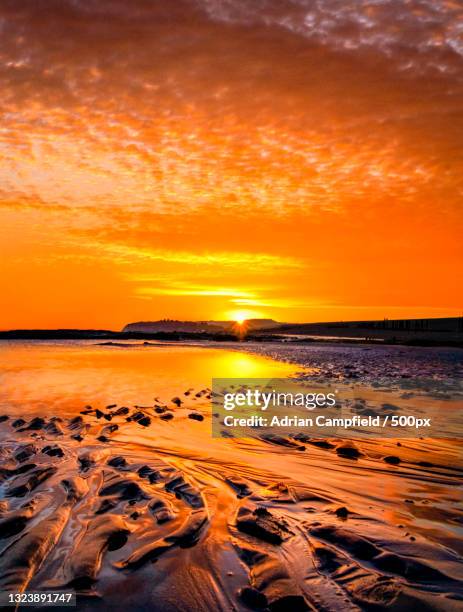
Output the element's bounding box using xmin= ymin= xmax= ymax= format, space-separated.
xmin=0 ymin=340 xmax=299 ymax=417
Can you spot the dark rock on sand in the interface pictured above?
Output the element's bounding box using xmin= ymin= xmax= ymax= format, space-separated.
xmin=42 ymin=445 xmax=64 ymax=458
xmin=160 ymin=413 xmax=174 ymax=421
xmin=138 ymin=465 xmax=160 ymax=483
xmin=165 ymin=474 xmax=204 ymax=508
xmin=336 ymin=444 xmax=362 ymax=459
xmin=308 ymin=439 xmax=335 ymax=450
xmin=12 ymin=419 xmax=26 ymax=428
xmin=0 ymin=415 xmax=9 ymax=423
xmin=101 ymin=424 xmax=119 ymax=435
xmin=225 ymin=476 xmax=252 ymax=498
xmin=14 ymin=444 xmax=37 ymax=463
xmin=44 ymin=420 xmax=64 ymax=436
xmin=18 ymin=417 xmax=45 ymax=431
xmin=188 ymin=412 xmax=204 ymax=421
xmin=99 ymin=477 xmax=146 ymax=501
xmin=107 ymin=529 xmax=129 ymax=551
xmin=236 ymin=506 xmax=292 ymax=545
xmin=171 ymin=397 xmax=182 ymax=407
xmin=239 ymin=586 xmax=268 ymax=609
xmin=68 ymin=416 xmax=84 ymax=430
xmin=384 ymin=455 xmax=401 ymax=465
xmin=335 ymin=506 xmax=349 ymax=518
xmin=131 ymin=411 xmax=151 ymax=427
xmin=113 ymin=406 xmax=129 ymax=416
xmin=107 ymin=456 xmax=127 ymax=468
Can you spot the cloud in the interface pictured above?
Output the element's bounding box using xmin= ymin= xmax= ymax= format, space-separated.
xmin=86 ymin=241 xmax=303 ymax=269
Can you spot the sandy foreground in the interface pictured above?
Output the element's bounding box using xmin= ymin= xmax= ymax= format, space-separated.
xmin=0 ymin=342 xmax=462 ymax=611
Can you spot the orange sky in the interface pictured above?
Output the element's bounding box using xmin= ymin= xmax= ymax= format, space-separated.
xmin=1 ymin=1 xmax=462 ymax=329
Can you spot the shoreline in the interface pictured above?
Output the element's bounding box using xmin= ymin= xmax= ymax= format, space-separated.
xmin=0 ymin=341 xmax=462 ymax=611
xmin=1 ymin=330 xmax=463 ymax=348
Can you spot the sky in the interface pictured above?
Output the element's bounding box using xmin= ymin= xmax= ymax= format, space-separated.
xmin=1 ymin=0 xmax=462 ymax=329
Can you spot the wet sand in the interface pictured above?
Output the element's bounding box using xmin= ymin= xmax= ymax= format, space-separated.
xmin=0 ymin=341 xmax=462 ymax=611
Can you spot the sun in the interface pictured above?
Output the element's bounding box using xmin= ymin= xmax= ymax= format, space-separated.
xmin=229 ymin=309 xmax=256 ymax=324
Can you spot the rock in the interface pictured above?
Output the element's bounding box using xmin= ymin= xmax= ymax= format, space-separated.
xmin=165 ymin=474 xmax=204 ymax=508
xmin=99 ymin=478 xmax=146 ymax=501
xmin=171 ymin=397 xmax=182 ymax=407
xmin=113 ymin=406 xmax=130 ymax=416
xmin=44 ymin=420 xmax=64 ymax=436
xmin=12 ymin=419 xmax=26 ymax=428
xmin=154 ymin=406 xmax=166 ymax=414
xmin=95 ymin=409 xmax=105 ymax=419
xmin=308 ymin=439 xmax=335 ymax=450
xmin=336 ymin=444 xmax=362 ymax=459
xmin=42 ymin=445 xmax=64 ymax=458
xmin=188 ymin=413 xmax=204 ymax=422
xmin=236 ymin=506 xmax=292 ymax=544
xmin=71 ymin=434 xmax=84 ymax=442
xmin=138 ymin=465 xmax=160 ymax=483
xmin=384 ymin=455 xmax=401 ymax=465
xmin=14 ymin=444 xmax=37 ymax=463
xmin=101 ymin=423 xmax=119 ymax=435
xmin=0 ymin=415 xmax=10 ymax=423
xmin=335 ymin=506 xmax=349 ymax=518
xmin=225 ymin=476 xmax=252 ymax=498
xmin=160 ymin=413 xmax=174 ymax=421
xmin=239 ymin=587 xmax=268 ymax=609
xmin=107 ymin=456 xmax=127 ymax=468
xmin=97 ymin=435 xmax=108 ymax=442
xmin=19 ymin=417 xmax=45 ymax=431
xmin=68 ymin=416 xmax=84 ymax=430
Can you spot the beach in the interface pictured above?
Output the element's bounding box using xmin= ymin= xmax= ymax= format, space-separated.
xmin=0 ymin=340 xmax=462 ymax=611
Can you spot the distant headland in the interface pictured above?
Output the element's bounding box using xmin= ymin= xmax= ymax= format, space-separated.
xmin=0 ymin=317 xmax=462 ymax=347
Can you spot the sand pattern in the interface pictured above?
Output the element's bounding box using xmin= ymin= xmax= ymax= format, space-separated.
xmin=1 ymin=390 xmax=462 ymax=612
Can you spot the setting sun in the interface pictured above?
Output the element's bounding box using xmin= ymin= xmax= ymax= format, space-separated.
xmin=229 ymin=310 xmax=258 ymax=325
